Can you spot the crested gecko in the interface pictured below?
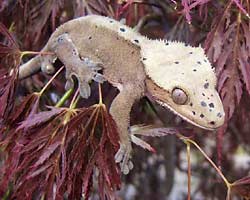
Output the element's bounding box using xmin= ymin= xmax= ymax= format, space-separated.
xmin=19 ymin=15 xmax=225 ymax=174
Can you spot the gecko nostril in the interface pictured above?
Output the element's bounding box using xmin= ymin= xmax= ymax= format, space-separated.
xmin=120 ymin=27 xmax=126 ymax=32
xmin=210 ymin=121 xmax=215 ymax=125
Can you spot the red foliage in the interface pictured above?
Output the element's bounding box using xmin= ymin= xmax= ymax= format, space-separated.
xmin=0 ymin=23 xmax=20 ymax=121
xmin=0 ymin=93 xmax=40 ymax=159
xmin=23 ymin=0 xmax=65 ymax=40
xmin=204 ymin=0 xmax=250 ymax=165
xmin=232 ymin=176 xmax=250 ymax=198
xmin=0 ymin=105 xmax=121 ymax=199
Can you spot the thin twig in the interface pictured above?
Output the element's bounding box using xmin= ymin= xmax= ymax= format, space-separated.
xmin=186 ymin=141 xmax=191 ymax=200
xmin=38 ymin=66 xmax=64 ymax=95
xmin=55 ymin=88 xmax=74 ymax=107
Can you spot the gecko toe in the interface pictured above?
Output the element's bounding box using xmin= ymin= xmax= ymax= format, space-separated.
xmin=92 ymin=73 xmax=105 ymax=83
xmin=82 ymin=58 xmax=103 ymax=70
xmin=79 ymin=81 xmax=91 ymax=98
xmin=115 ymin=147 xmax=124 ymax=163
xmin=121 ymin=163 xmax=129 ymax=175
xmin=115 ymin=143 xmax=133 ymax=174
xmin=65 ymin=78 xmax=74 ymax=90
xmin=120 ymin=151 xmax=132 ymax=174
xmin=128 ymin=160 xmax=134 ymax=170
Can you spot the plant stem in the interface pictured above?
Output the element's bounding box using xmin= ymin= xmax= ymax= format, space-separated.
xmin=226 ymin=187 xmax=231 ymax=200
xmin=182 ymin=137 xmax=232 ymax=189
xmin=20 ymin=51 xmax=54 ymax=59
xmin=98 ymin=83 xmax=103 ymax=105
xmin=186 ymin=141 xmax=191 ymax=200
xmin=55 ymin=88 xmax=74 ymax=107
xmin=69 ymin=88 xmax=80 ymax=109
xmin=38 ymin=66 xmax=64 ymax=96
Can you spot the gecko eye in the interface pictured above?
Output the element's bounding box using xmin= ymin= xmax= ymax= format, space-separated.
xmin=171 ymin=88 xmax=188 ymax=105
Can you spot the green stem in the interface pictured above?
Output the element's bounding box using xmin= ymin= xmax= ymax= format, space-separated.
xmin=20 ymin=51 xmax=54 ymax=59
xmin=55 ymin=88 xmax=74 ymax=107
xmin=70 ymin=96 xmax=80 ymax=109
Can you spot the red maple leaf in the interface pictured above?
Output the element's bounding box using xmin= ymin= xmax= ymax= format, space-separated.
xmin=204 ymin=1 xmax=250 ymax=165
xmin=0 ymin=104 xmax=121 ymax=199
xmin=0 ymin=23 xmax=21 ymax=121
xmin=231 ymin=176 xmax=250 ymax=198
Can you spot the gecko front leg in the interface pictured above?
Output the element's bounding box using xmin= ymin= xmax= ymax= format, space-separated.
xmin=110 ymin=84 xmax=144 ymax=174
xmin=50 ymin=33 xmax=105 ymax=98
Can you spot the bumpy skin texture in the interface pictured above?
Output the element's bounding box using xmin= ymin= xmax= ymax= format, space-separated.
xmin=18 ymin=15 xmax=225 ymax=174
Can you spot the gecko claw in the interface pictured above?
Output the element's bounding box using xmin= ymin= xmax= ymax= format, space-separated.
xmin=92 ymin=73 xmax=105 ymax=83
xmin=115 ymin=143 xmax=133 ymax=174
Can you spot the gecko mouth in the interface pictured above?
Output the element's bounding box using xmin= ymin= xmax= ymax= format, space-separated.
xmin=155 ymin=100 xmax=216 ymax=131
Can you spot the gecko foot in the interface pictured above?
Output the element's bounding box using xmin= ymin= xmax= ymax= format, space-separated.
xmin=81 ymin=58 xmax=106 ymax=84
xmin=77 ymin=59 xmax=105 ymax=98
xmin=64 ymin=58 xmax=106 ymax=98
xmin=52 ymin=33 xmax=106 ymax=98
xmin=115 ymin=143 xmax=134 ymax=174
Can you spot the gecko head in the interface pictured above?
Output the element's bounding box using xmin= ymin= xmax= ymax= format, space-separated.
xmin=142 ymin=40 xmax=225 ymax=130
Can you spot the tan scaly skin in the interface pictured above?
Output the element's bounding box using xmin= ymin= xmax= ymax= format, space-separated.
xmin=19 ymin=15 xmax=225 ymax=174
